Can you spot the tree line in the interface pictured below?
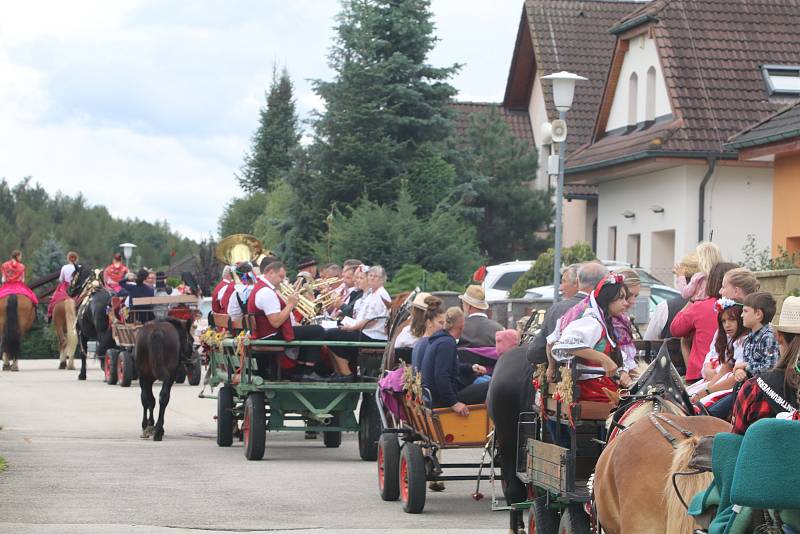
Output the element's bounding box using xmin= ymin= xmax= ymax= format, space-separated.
xmin=219 ymin=0 xmax=553 ymax=290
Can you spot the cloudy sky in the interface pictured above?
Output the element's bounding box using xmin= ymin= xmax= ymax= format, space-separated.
xmin=0 ymin=0 xmax=523 ymax=240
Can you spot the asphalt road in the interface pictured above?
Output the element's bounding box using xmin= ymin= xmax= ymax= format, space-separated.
xmin=0 ymin=359 xmax=508 ymax=533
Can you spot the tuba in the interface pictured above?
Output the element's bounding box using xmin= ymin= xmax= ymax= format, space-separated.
xmin=216 ymin=234 xmax=274 ymax=281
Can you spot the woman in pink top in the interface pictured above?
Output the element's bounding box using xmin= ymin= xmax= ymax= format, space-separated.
xmin=671 ymin=262 xmax=737 ymax=381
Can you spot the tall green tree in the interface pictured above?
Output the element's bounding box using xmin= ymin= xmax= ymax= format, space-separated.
xmin=237 ymin=66 xmax=301 ymax=193
xmin=453 ymin=107 xmax=552 ymax=262
xmin=309 ymin=0 xmax=460 ymax=213
xmin=31 ymin=234 xmax=66 ymax=278
xmin=217 ymin=192 xmax=267 ymax=237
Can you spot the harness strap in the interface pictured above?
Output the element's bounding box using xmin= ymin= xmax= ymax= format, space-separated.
xmin=648 ymin=412 xmax=694 ymax=449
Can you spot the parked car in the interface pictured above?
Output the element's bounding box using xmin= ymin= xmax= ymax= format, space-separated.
xmin=482 ymin=260 xmax=534 ymax=302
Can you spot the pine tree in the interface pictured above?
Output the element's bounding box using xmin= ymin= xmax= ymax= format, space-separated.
xmin=237 ymin=66 xmax=301 ymax=193
xmin=32 ymin=234 xmax=66 ymax=278
xmin=309 ymin=0 xmax=460 ymax=210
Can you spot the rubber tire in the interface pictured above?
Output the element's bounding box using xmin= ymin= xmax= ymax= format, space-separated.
xmin=174 ymin=363 xmax=187 ymax=384
xmin=188 ymin=357 xmax=202 ymax=386
xmin=378 ymin=434 xmax=401 ymax=501
xmin=400 ymin=442 xmax=427 ymax=514
xmin=216 ymin=386 xmax=234 ymax=447
xmin=528 ymin=496 xmax=560 ymax=534
xmin=118 ymin=351 xmax=135 ymax=387
xmin=358 ymin=394 xmax=381 ymax=461
xmin=557 ymin=504 xmax=591 ymax=534
xmin=106 ymin=350 xmax=119 ymax=385
xmin=323 ymin=414 xmax=342 ymax=448
xmin=243 ymin=392 xmax=266 ymax=461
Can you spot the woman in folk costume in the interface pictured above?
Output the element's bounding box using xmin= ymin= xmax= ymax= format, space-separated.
xmin=0 ymin=250 xmax=39 ymax=305
xmin=549 ymin=274 xmax=629 ymax=402
xmin=47 ymin=251 xmax=78 ymax=319
xmin=103 ymin=253 xmax=128 ymax=293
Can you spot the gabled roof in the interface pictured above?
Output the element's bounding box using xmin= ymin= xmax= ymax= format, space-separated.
xmin=725 ymin=100 xmax=800 ymax=151
xmin=568 ymin=0 xmax=800 ymax=173
xmin=449 ymin=102 xmax=535 ymax=147
xmin=503 ymin=0 xmax=643 ymax=154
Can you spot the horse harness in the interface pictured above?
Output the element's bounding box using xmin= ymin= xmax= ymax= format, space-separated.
xmin=648 ymin=412 xmax=694 ymax=449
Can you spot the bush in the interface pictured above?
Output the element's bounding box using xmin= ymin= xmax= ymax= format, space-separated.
xmin=384 ymin=264 xmax=465 ymax=295
xmin=741 ymin=234 xmax=799 ymax=271
xmin=509 ymin=242 xmax=596 ymax=298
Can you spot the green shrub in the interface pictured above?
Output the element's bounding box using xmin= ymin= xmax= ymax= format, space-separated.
xmin=509 ymin=242 xmax=596 ymax=298
xmin=385 ymin=264 xmax=465 ymax=295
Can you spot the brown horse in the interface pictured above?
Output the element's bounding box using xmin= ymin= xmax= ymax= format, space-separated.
xmin=52 ymin=298 xmax=78 ymax=370
xmin=593 ymin=401 xmax=731 ymax=534
xmin=135 ymin=317 xmax=194 ymax=441
xmin=1 ymin=295 xmax=36 ymax=371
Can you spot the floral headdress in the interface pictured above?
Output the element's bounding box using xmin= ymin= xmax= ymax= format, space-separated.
xmin=714 ymin=297 xmax=743 ymax=313
xmin=592 ymin=273 xmax=624 ymax=296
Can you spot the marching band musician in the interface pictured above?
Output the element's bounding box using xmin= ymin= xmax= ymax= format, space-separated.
xmin=103 ymin=253 xmax=128 ymax=293
xmin=211 ymin=266 xmax=233 ymax=314
xmin=226 ymin=263 xmax=255 ymax=321
xmin=248 ymin=259 xmax=328 ymax=381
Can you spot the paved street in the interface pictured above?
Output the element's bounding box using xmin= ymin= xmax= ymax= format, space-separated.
xmin=0 ymin=360 xmax=507 ymax=533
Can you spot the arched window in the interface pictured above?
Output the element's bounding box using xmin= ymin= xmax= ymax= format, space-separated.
xmin=646 ymin=66 xmax=656 ymax=122
xmin=628 ymin=72 xmax=638 ymax=127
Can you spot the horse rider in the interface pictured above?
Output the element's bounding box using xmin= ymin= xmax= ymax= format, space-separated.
xmin=46 ymin=251 xmax=79 ymax=320
xmin=457 ymin=285 xmax=502 ymax=348
xmin=1 ymin=250 xmax=39 ymax=306
xmin=103 ymin=253 xmax=129 ymax=293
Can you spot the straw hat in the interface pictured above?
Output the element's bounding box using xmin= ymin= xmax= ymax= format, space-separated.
xmin=411 ymin=292 xmax=432 ymax=310
xmin=459 ymin=285 xmax=489 ymax=310
xmin=775 ymin=296 xmax=800 ymax=334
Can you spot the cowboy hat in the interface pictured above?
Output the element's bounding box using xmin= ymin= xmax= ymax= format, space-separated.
xmin=775 ymin=296 xmax=800 ymax=334
xmin=411 ymin=292 xmax=432 ymax=310
xmin=459 ymin=285 xmax=489 ymax=310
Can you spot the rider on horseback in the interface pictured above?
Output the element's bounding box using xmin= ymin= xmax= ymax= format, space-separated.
xmin=0 ymin=250 xmax=39 ymax=306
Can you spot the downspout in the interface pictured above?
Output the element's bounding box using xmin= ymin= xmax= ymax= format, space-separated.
xmin=698 ymin=155 xmax=718 ymax=243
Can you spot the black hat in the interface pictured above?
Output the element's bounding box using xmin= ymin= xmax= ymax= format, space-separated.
xmin=156 ymin=271 xmax=167 ymax=283
xmin=297 ymin=257 xmax=317 ymax=270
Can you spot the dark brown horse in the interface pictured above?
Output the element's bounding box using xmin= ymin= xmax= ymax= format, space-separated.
xmin=136 ymin=317 xmax=194 ymax=441
xmin=1 ymin=294 xmax=37 ymax=371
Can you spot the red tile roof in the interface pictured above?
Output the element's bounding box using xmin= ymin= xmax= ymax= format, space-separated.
xmin=449 ymin=102 xmax=535 ymax=147
xmin=726 ymin=101 xmax=800 ymax=150
xmin=568 ymin=0 xmax=800 ymax=172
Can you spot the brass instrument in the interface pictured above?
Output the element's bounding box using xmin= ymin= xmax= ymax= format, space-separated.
xmin=216 ymin=234 xmax=276 ymax=284
xmin=278 ymin=280 xmax=320 ymax=324
xmin=310 ymin=277 xmax=342 ymax=291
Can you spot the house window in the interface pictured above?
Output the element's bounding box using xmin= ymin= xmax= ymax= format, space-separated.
xmin=645 ymin=66 xmax=656 ymax=122
xmin=628 ymin=72 xmax=638 ymax=126
xmin=762 ymin=65 xmax=800 ymax=95
xmin=608 ymin=226 xmax=617 ymax=260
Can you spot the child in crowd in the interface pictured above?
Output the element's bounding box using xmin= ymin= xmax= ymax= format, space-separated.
xmin=734 ymin=292 xmax=780 ymax=382
xmin=675 ymin=242 xmax=722 ymax=302
xmin=688 ymin=298 xmax=747 ymax=417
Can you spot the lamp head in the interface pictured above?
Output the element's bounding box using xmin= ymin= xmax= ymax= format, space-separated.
xmin=621 ymin=210 xmax=636 ymax=219
xmin=542 ymin=71 xmax=588 ymax=112
xmin=119 ymin=242 xmax=137 ymax=261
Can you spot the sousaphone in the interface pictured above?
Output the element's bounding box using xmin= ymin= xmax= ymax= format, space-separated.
xmin=215 ymin=234 xmax=273 ymax=268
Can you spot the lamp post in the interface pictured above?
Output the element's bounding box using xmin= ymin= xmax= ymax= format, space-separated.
xmin=541 ymin=71 xmax=587 ymax=303
xmin=119 ymin=242 xmax=137 ymax=268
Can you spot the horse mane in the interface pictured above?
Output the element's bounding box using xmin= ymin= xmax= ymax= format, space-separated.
xmin=664 ymin=435 xmax=715 ymax=534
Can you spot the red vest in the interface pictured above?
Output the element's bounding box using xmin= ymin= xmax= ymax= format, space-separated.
xmin=211 ymin=279 xmax=232 ymax=313
xmin=247 ymin=278 xmax=294 ymax=341
xmin=220 ymin=283 xmax=236 ymax=314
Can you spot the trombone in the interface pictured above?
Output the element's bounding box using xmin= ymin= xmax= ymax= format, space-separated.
xmin=278 ymin=281 xmax=319 ymax=324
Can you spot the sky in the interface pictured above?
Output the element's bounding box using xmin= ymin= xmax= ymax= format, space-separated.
xmin=0 ymin=0 xmax=523 ymax=241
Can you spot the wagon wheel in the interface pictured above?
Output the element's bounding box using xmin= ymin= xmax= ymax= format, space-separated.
xmin=323 ymin=413 xmax=342 ymax=448
xmin=243 ymin=392 xmax=266 ymax=461
xmin=358 ymin=394 xmax=381 ymax=461
xmin=216 ymin=386 xmax=235 ymax=447
xmin=399 ymin=442 xmax=426 ymax=513
xmin=377 ymin=434 xmax=400 ymax=501
xmin=106 ymin=350 xmax=119 ymax=385
xmin=187 ymin=357 xmax=202 ymax=386
xmin=118 ymin=351 xmax=135 ymax=387
xmin=174 ymin=362 xmax=187 ymax=384
xmin=557 ymin=503 xmax=591 ymax=534
xmin=528 ymin=495 xmax=559 ymax=534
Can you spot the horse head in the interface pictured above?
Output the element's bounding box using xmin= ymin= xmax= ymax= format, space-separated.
xmin=69 ymin=265 xmax=104 ymax=297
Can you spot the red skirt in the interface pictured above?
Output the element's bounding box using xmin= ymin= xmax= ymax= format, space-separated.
xmin=578 ymin=377 xmax=618 ymax=403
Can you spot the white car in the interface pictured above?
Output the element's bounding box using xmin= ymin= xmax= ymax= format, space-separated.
xmin=482 ymin=260 xmax=534 ymax=302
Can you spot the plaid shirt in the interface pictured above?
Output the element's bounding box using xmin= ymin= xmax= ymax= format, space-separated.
xmin=742 ymin=324 xmax=780 ymax=375
xmin=731 ymin=372 xmax=798 ymax=435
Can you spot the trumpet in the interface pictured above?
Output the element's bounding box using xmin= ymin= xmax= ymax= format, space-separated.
xmin=310 ymin=277 xmax=342 ymax=291
xmin=278 ymin=281 xmax=319 ymax=323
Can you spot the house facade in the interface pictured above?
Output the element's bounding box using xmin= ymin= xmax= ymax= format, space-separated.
xmin=565 ymin=0 xmax=800 ymax=282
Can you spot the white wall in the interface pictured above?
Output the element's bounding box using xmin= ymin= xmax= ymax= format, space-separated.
xmin=563 ymin=199 xmax=588 ymax=246
xmin=596 ymin=164 xmax=774 ymax=280
xmin=605 ymin=34 xmax=672 ymax=132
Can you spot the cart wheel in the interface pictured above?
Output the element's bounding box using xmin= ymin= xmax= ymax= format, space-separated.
xmin=243 ymin=392 xmax=266 ymax=460
xmin=358 ymin=394 xmax=380 ymax=461
xmin=400 ymin=442 xmax=426 ymax=513
xmin=106 ymin=350 xmax=119 ymax=385
xmin=557 ymin=504 xmax=591 ymax=534
xmin=174 ymin=363 xmax=187 ymax=384
xmin=188 ymin=357 xmax=202 ymax=386
xmin=118 ymin=351 xmax=135 ymax=387
xmin=216 ymin=386 xmax=234 ymax=447
xmin=377 ymin=434 xmax=400 ymax=501
xmin=528 ymin=496 xmax=559 ymax=534
xmin=323 ymin=414 xmax=342 ymax=448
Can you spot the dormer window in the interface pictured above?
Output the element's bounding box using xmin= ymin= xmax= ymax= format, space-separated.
xmin=762 ymin=65 xmax=800 ymax=95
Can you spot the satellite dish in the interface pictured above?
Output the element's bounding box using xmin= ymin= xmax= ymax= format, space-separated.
xmin=551 ymin=119 xmax=567 ymax=143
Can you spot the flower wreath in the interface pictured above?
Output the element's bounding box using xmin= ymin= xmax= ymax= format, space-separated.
xmin=714 ymin=297 xmax=743 ymax=313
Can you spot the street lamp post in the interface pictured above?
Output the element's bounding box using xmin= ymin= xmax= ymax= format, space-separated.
xmin=119 ymin=242 xmax=137 ymax=268
xmin=541 ymin=71 xmax=587 ymax=303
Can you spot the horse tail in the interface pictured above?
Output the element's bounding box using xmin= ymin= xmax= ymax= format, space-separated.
xmin=64 ymin=299 xmax=78 ymax=357
xmin=147 ymin=326 xmax=169 ymax=380
xmin=664 ymin=435 xmax=714 ymax=534
xmin=2 ymin=295 xmax=21 ymax=359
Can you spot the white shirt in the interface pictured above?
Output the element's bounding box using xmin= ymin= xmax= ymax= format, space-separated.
xmin=227 ymin=283 xmax=253 ymax=320
xmin=253 ymin=277 xmax=298 ymax=326
xmin=551 ymin=309 xmax=608 ymax=380
xmin=59 ymin=264 xmax=76 ymax=284
xmin=468 ymin=312 xmax=489 ymax=319
xmin=376 ymin=286 xmax=391 ymax=304
xmin=356 ymin=288 xmax=389 ymax=340
xmin=394 ymin=324 xmax=420 ymax=349
xmin=643 ymin=300 xmax=669 ymax=341
xmin=214 ymin=280 xmax=232 ymax=305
